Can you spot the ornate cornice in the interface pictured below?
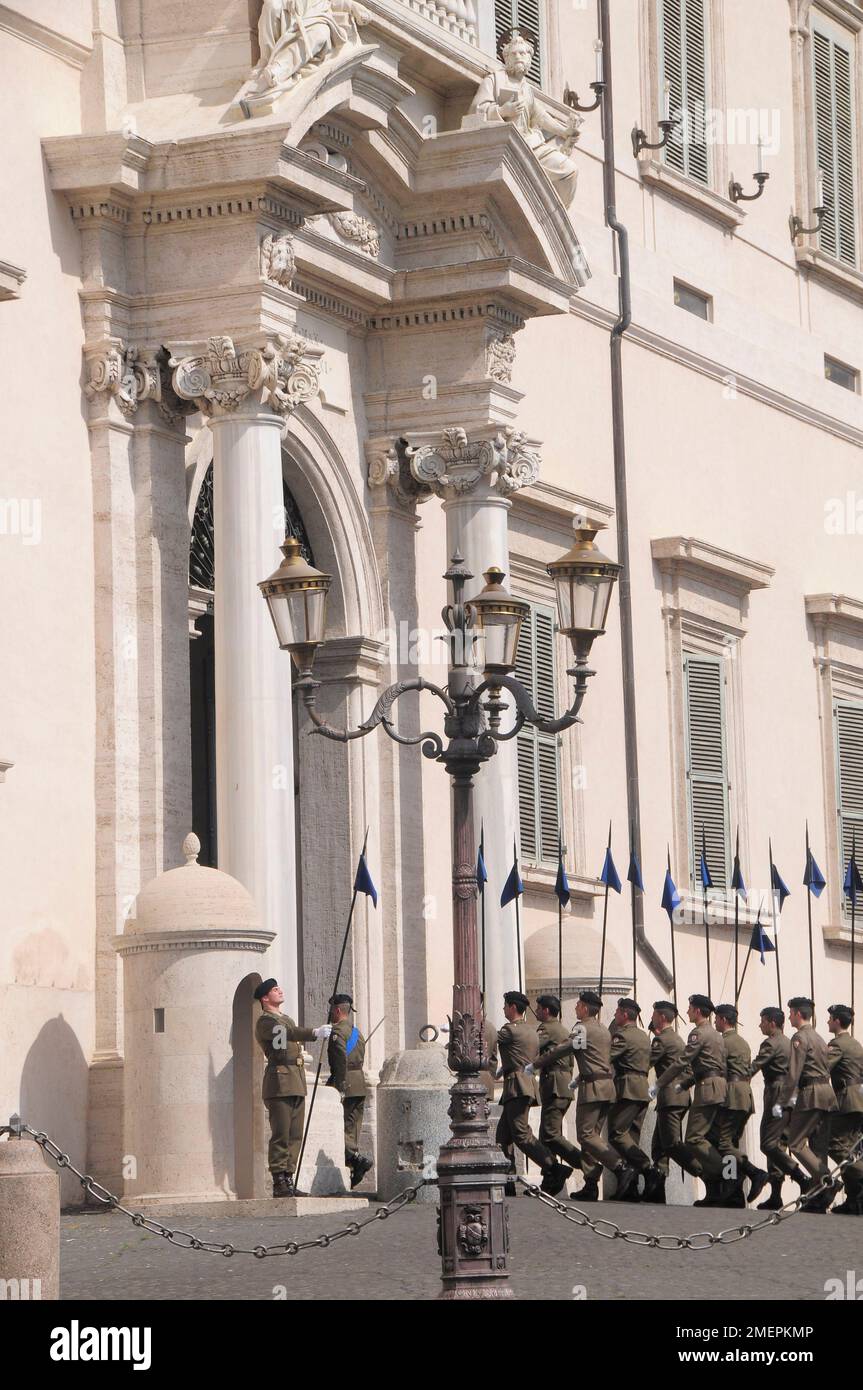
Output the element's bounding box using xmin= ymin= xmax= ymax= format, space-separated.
xmin=170 ymin=334 xmax=322 ymax=420
xmin=113 ymin=928 xmax=275 ymax=957
xmin=406 ymin=426 xmax=541 ymax=499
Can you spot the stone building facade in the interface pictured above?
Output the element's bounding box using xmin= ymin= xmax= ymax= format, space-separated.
xmin=2 ymin=0 xmax=863 ymax=1203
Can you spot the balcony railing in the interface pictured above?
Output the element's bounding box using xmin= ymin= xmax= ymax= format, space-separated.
xmin=400 ymin=0 xmax=479 ymax=46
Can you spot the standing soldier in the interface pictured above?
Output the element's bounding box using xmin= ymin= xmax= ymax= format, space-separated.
xmin=607 ymin=998 xmax=652 ymax=1198
xmin=495 ymin=991 xmax=570 ymax=1196
xmin=644 ymin=1000 xmax=690 ymax=1204
xmin=750 ymin=1006 xmax=800 ymax=1210
xmin=826 ymin=1004 xmax=863 ymax=1214
xmin=326 ymin=993 xmax=373 ymax=1190
xmin=656 ymin=994 xmax=729 ymax=1207
xmin=534 ymin=990 xmax=638 ymax=1202
xmin=777 ymin=996 xmax=838 ymax=1213
xmin=533 ymin=994 xmax=582 ymax=1176
xmin=711 ymin=1004 xmax=769 ymax=1207
xmin=253 ymin=978 xmax=331 ymax=1197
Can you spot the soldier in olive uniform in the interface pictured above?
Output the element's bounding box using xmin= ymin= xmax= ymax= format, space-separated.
xmin=495 ymin=990 xmax=571 ymax=1196
xmin=777 ymin=997 xmax=837 ymax=1212
xmin=710 ymin=1004 xmax=769 ymax=1207
xmin=535 ymin=990 xmax=638 ymax=1202
xmin=607 ymin=998 xmax=653 ymax=1196
xmin=644 ymin=1000 xmax=690 ymax=1204
xmin=253 ymin=978 xmax=331 ymax=1197
xmin=658 ymin=994 xmax=731 ymax=1207
xmin=326 ymin=993 xmax=373 ymax=1190
xmin=750 ymin=1006 xmax=801 ymax=1210
xmin=479 ymin=1017 xmax=499 ymax=1103
xmin=533 ymin=994 xmax=582 ymax=1175
xmin=826 ymin=1004 xmax=863 ymax=1214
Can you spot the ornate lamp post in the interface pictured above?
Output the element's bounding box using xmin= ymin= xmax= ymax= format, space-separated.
xmin=260 ymin=519 xmax=620 ymax=1298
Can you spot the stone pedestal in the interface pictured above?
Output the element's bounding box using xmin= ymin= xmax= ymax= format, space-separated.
xmin=296 ymin=1070 xmax=352 ymax=1196
xmin=375 ymin=1043 xmax=453 ymax=1203
xmin=0 ymin=1133 xmax=59 ymax=1300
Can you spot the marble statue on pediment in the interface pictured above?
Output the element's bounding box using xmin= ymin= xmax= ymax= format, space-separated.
xmin=238 ymin=0 xmax=372 ymax=116
xmin=464 ymin=27 xmax=582 ymax=208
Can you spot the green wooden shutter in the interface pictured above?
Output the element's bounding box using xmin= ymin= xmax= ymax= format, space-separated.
xmin=516 ymin=603 xmax=561 ymax=864
xmin=659 ymin=0 xmax=709 ymax=185
xmin=813 ymin=26 xmax=858 ymax=267
xmin=494 ymin=0 xmax=543 ymax=85
xmin=835 ymin=700 xmax=863 ymax=915
xmin=683 ymin=652 xmax=730 ymax=889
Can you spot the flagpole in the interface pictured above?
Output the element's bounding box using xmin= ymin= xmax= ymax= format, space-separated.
xmin=805 ymin=821 xmax=815 ymax=1004
xmin=629 ymin=821 xmax=637 ymax=1001
xmin=852 ymin=834 xmax=857 ymax=1032
xmin=736 ymin=937 xmax=753 ymax=1004
xmin=513 ymin=837 xmax=523 ymax=994
xmin=701 ymin=827 xmax=711 ymax=1001
xmin=667 ymin=846 xmax=678 ymax=1026
xmin=733 ymin=827 xmax=740 ymax=1003
xmin=599 ymin=821 xmax=612 ymax=999
xmin=557 ymin=832 xmax=564 ymax=1004
xmin=480 ymin=821 xmax=487 ymax=1011
xmin=768 ymin=839 xmax=782 ymax=1008
xmin=296 ymin=827 xmax=369 ymax=1186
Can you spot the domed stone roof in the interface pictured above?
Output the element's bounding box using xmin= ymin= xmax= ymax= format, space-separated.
xmin=124 ymin=833 xmax=262 ymax=936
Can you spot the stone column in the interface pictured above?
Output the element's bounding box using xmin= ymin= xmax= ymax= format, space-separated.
xmin=171 ymin=334 xmax=322 ymax=1016
xmin=407 ymin=427 xmax=541 ymax=1016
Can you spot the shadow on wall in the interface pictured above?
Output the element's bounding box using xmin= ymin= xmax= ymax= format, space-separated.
xmin=19 ymin=1016 xmax=89 ymax=1207
xmin=231 ymin=972 xmax=268 ymax=1198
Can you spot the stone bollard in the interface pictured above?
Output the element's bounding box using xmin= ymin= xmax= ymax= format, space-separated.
xmin=375 ymin=1043 xmax=454 ymax=1202
xmin=0 ymin=1118 xmax=60 ymax=1301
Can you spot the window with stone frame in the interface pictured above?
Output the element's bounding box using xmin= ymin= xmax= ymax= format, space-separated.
xmin=494 ymin=0 xmax=545 ymax=85
xmin=812 ymin=15 xmax=859 ymax=267
xmin=683 ymin=650 xmax=731 ymax=890
xmin=515 ymin=600 xmax=561 ymax=864
xmin=835 ymin=698 xmax=863 ymax=915
xmin=659 ymin=0 xmax=710 ymax=185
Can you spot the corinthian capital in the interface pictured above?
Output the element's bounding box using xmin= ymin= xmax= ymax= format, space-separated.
xmin=406 ymin=426 xmax=541 ymax=499
xmin=170 ymin=333 xmax=321 ymax=419
xmin=366 ymin=438 xmax=431 ymax=510
xmin=84 ymin=341 xmax=166 ymax=418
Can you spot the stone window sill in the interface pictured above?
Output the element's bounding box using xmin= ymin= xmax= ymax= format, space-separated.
xmin=0 ymin=259 xmax=26 ymax=302
xmin=823 ymin=922 xmax=863 ymax=946
xmin=523 ymin=864 xmax=602 ymax=902
xmin=637 ymin=158 xmax=744 ymax=230
xmin=794 ymin=245 xmax=863 ymax=305
xmin=0 ymin=759 xmax=13 ymax=782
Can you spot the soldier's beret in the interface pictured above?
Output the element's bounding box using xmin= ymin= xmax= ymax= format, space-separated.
xmin=504 ymin=990 xmax=530 ymax=1012
xmin=828 ymin=1003 xmax=854 ymax=1027
xmin=536 ymin=994 xmax=562 ymax=1014
xmin=253 ymin=978 xmax=278 ymax=1001
xmin=329 ymin=992 xmax=354 ymax=1009
xmin=653 ymin=1000 xmax=678 ymax=1018
xmin=787 ymin=996 xmax=814 ymax=1010
xmin=689 ymin=993 xmax=714 ymax=1014
xmin=715 ymin=1004 xmax=738 ymax=1024
xmin=617 ymin=997 xmax=640 ymax=1014
xmin=579 ymin=990 xmax=603 ymax=1009
xmin=760 ymin=1006 xmax=785 ymax=1026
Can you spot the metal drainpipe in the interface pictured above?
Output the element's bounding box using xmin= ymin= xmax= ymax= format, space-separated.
xmin=597 ymin=0 xmax=672 ymax=989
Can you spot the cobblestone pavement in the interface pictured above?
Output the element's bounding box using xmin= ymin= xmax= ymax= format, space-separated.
xmin=59 ymin=1196 xmax=863 ymax=1301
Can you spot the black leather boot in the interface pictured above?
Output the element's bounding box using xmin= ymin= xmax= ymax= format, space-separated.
xmin=575 ymin=1178 xmax=599 ymax=1202
xmin=641 ymin=1168 xmax=667 ymax=1204
xmin=272 ymin=1171 xmax=290 ymax=1198
xmin=757 ymin=1177 xmax=784 ymax=1210
xmin=744 ymin=1166 xmax=770 ymax=1205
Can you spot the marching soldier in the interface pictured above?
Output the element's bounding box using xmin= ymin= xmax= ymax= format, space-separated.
xmin=656 ymin=994 xmax=729 ymax=1207
xmin=826 ymin=1004 xmax=863 ymax=1215
xmin=253 ymin=978 xmax=331 ymax=1197
xmin=710 ymin=1004 xmax=769 ymax=1207
xmin=750 ymin=1006 xmax=801 ymax=1210
xmin=534 ymin=990 xmax=638 ymax=1202
xmin=607 ymin=998 xmax=653 ymax=1197
xmin=326 ymin=993 xmax=373 ymax=1190
xmin=495 ymin=991 xmax=571 ymax=1196
xmin=533 ymin=994 xmax=583 ymax=1175
xmin=645 ymin=1000 xmax=690 ymax=1204
xmin=777 ymin=996 xmax=837 ymax=1212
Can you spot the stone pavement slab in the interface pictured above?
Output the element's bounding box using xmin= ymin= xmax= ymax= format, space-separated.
xmin=59 ymin=1196 xmax=863 ymax=1302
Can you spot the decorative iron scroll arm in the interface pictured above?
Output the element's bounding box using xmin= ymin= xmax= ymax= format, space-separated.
xmin=295 ymin=673 xmax=453 ymax=753
xmin=467 ymin=664 xmax=594 ymax=737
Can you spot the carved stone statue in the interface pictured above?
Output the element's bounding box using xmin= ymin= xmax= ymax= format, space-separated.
xmin=465 ymin=28 xmax=582 ymax=209
xmin=240 ymin=0 xmax=372 ymax=114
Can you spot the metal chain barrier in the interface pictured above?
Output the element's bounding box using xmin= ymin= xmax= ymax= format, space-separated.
xmin=517 ymin=1136 xmax=863 ymax=1250
xmin=4 ymin=1118 xmax=424 ymax=1258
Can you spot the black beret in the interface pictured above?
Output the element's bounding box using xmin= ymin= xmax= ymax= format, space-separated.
xmin=253 ymin=978 xmax=278 ymax=1002
xmin=689 ymin=994 xmax=714 ymax=1014
xmin=760 ymin=1006 xmax=785 ymax=1026
xmin=653 ymin=1000 xmax=678 ymax=1018
xmin=787 ymin=996 xmax=814 ymax=1012
xmin=503 ymin=990 xmax=530 ymax=1012
xmin=828 ymin=1003 xmax=854 ymax=1027
xmin=536 ymin=994 xmax=561 ymax=1014
xmin=617 ymin=997 xmax=640 ymax=1014
xmin=329 ymin=993 xmax=354 ymax=1008
xmin=579 ymin=990 xmax=603 ymax=1009
xmin=715 ymin=1004 xmax=738 ymax=1024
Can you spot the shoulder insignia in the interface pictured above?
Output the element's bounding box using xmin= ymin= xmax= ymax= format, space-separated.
xmin=688 ymin=1030 xmax=698 ymax=1043
xmin=793 ymin=1038 xmax=801 ymax=1048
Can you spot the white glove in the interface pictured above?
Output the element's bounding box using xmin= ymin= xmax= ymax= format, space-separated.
xmin=313 ymin=1025 xmax=333 ymax=1040
xmin=673 ymin=1082 xmax=683 ymax=1093
xmin=648 ymin=1084 xmax=657 ymax=1100
xmin=771 ymin=1104 xmax=783 ymax=1119
xmin=568 ymin=1078 xmax=579 ymax=1091
xmin=524 ymin=1062 xmax=536 ymax=1076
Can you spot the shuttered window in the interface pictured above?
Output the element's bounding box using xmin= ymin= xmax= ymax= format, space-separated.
xmin=494 ymin=0 xmax=543 ymax=86
xmin=813 ymin=26 xmax=858 ymax=267
xmin=835 ymin=700 xmax=863 ymax=913
xmin=659 ymin=0 xmax=709 ymax=185
xmin=516 ymin=603 xmax=560 ymax=864
xmin=683 ymin=652 xmax=730 ymax=889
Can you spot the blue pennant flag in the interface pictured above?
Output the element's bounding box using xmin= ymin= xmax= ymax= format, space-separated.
xmin=500 ymin=860 xmax=523 ymax=908
xmin=749 ymin=919 xmax=776 ymax=965
xmin=476 ymin=844 xmax=488 ymax=892
xmin=627 ymin=849 xmax=644 ymax=893
xmin=554 ymin=854 xmax=570 ymax=909
xmin=699 ymin=852 xmax=713 ymax=891
xmin=600 ymin=847 xmax=622 ymax=894
xmin=661 ymin=868 xmax=681 ymax=923
xmin=843 ymin=854 xmax=863 ymax=903
xmin=731 ymin=853 xmax=747 ymax=900
xmin=803 ymin=850 xmax=826 ymax=898
xmin=771 ymin=862 xmax=790 ymax=912
xmin=353 ymin=852 xmax=378 ymax=909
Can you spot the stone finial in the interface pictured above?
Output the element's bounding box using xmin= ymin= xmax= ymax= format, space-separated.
xmin=182 ymin=832 xmax=201 ymax=864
